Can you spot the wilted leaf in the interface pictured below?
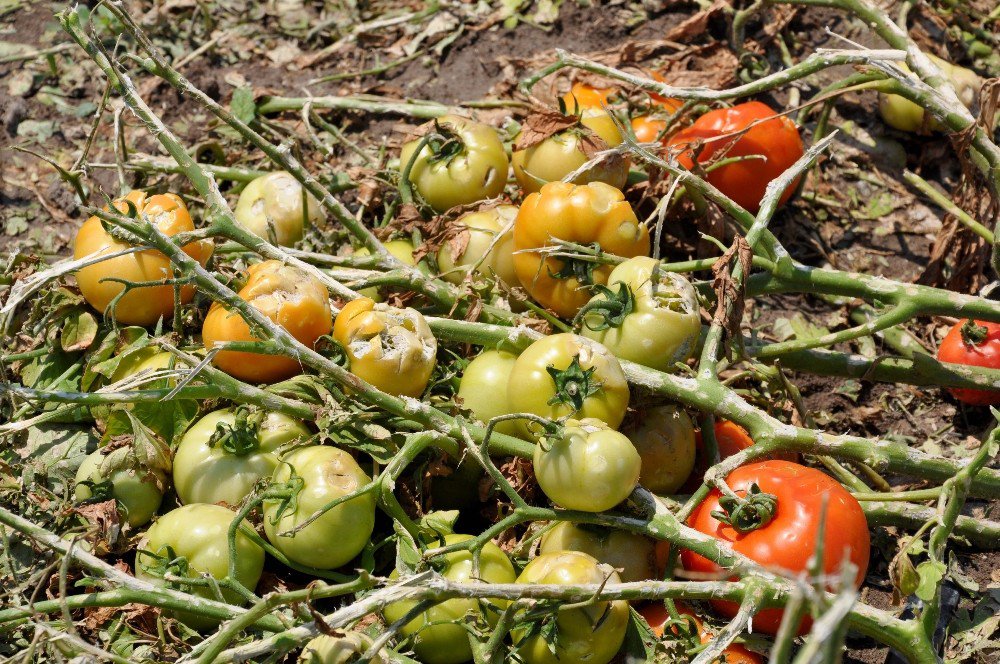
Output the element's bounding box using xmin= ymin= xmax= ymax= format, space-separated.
xmin=61 ymin=310 xmax=99 ymax=352
xmin=513 ymin=109 xmax=578 ymax=151
xmin=915 ymin=559 xmax=947 ymax=601
xmin=231 ymin=86 xmax=256 ymax=125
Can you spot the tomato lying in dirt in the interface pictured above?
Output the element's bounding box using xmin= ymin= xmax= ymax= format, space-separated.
xmin=666 ymin=101 xmax=804 ymax=212
xmin=399 ymin=115 xmax=509 ymax=212
xmin=534 ymin=418 xmax=641 ymax=512
xmin=75 ymin=449 xmax=166 ymax=528
xmin=457 ymin=349 xmax=522 ymax=437
xmin=512 ymin=551 xmax=629 ymax=664
xmin=136 ymin=503 xmax=264 ymax=629
xmin=539 ymin=521 xmax=658 ymax=583
xmin=513 ymin=181 xmax=650 ymax=318
xmin=638 ymin=601 xmax=761 ymax=663
xmin=74 ymin=190 xmax=213 ymax=326
xmin=263 ymin=445 xmax=375 ymax=570
xmin=202 ymin=260 xmax=332 ymax=384
xmin=383 ymin=534 xmax=516 ymax=664
xmin=622 ymin=404 xmax=696 ymax=494
xmin=333 ymin=297 xmax=438 ymax=398
xmin=437 ymin=205 xmax=519 ymax=289
xmin=173 ymin=408 xmax=311 ymax=506
xmin=234 ymin=171 xmax=324 ymax=247
xmin=681 ymin=460 xmax=870 ymax=634
xmin=936 ymin=319 xmax=1000 ymax=405
xmin=560 ymin=82 xmax=617 ymax=112
xmin=299 ymin=632 xmax=383 ymax=664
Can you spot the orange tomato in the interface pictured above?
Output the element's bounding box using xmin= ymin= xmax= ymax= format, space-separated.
xmin=561 ymin=82 xmax=617 ymax=112
xmin=638 ymin=601 xmax=761 ymax=663
xmin=631 ymin=115 xmax=668 ymax=143
xmin=682 ymin=420 xmax=797 ymax=493
xmin=646 ymin=71 xmax=684 ymax=113
xmin=202 ymin=260 xmax=331 ymax=383
xmin=73 ymin=190 xmax=212 ymax=326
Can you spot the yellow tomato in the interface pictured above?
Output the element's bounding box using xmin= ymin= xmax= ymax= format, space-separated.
xmin=437 ymin=205 xmax=518 ymax=288
xmin=233 ymin=171 xmax=324 ymax=246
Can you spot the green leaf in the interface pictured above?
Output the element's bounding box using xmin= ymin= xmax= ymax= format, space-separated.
xmin=131 ymin=398 xmax=198 ymax=448
xmin=60 ymin=309 xmax=99 ymax=352
xmin=895 ymin=551 xmax=920 ymax=597
xmin=622 ymin=606 xmax=660 ymax=663
xmin=419 ymin=510 xmax=459 ymax=539
xmin=231 ymin=86 xmax=256 ymax=125
xmin=772 ymin=313 xmax=830 ymax=343
xmin=20 ymin=424 xmax=96 ymax=493
xmin=915 ymin=560 xmax=947 ymax=601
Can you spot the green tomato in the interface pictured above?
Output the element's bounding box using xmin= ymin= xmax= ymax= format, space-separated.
xmin=507 ymin=333 xmax=629 ymax=436
xmin=263 ymin=446 xmax=375 ymax=570
xmin=74 ymin=450 xmax=165 ymax=528
xmin=136 ymin=503 xmax=264 ymax=629
xmin=355 ymin=239 xmax=419 ymax=301
xmin=234 ymin=171 xmax=324 ymax=246
xmin=173 ymin=408 xmax=311 ymax=506
xmin=299 ymin=632 xmax=383 ymax=663
xmin=579 ymin=256 xmax=701 ymax=372
xmin=878 ymin=54 xmax=981 ymax=132
xmin=534 ymin=418 xmax=641 ymax=512
xmin=622 ymin=404 xmax=696 ymax=494
xmin=110 ymin=348 xmax=175 ymax=383
xmin=383 ymin=534 xmax=516 ymax=664
xmin=538 ymin=521 xmax=657 ymax=583
xmin=400 ymin=115 xmax=509 ymax=212
xmin=457 ymin=350 xmax=521 ymax=438
xmin=437 ymin=205 xmax=518 ymax=289
xmin=512 ymin=551 xmax=629 ymax=664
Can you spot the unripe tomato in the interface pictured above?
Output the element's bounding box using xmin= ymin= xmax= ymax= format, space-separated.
xmin=513 ymin=181 xmax=650 ymax=318
xmin=263 ymin=445 xmax=375 ymax=570
xmin=354 ymin=238 xmax=418 ymax=301
xmin=74 ymin=449 xmax=165 ymax=527
xmin=109 ymin=348 xmax=175 ymax=384
xmin=936 ymin=319 xmax=1000 ymax=405
xmin=457 ymin=350 xmax=522 ymax=438
xmin=560 ymin=82 xmax=617 ymax=112
xmin=136 ymin=503 xmax=264 ymax=629
xmin=539 ymin=522 xmax=658 ymax=583
xmin=299 ymin=632 xmax=384 ymax=664
xmin=622 ymin=404 xmax=696 ymax=494
xmin=234 ymin=171 xmax=324 ymax=246
xmin=878 ymin=54 xmax=980 ymax=132
xmin=333 ymin=297 xmax=438 ymax=398
xmin=383 ymin=534 xmax=516 ymax=664
xmin=507 ymin=333 xmax=630 ymax=434
xmin=513 ymin=109 xmax=628 ymax=194
xmin=399 ymin=115 xmax=509 ymax=212
xmin=512 ymin=551 xmax=629 ymax=664
xmin=202 ymin=260 xmax=332 ymax=384
xmin=534 ymin=418 xmax=640 ymax=512
xmin=73 ymin=190 xmax=213 ymax=326
xmin=173 ymin=408 xmax=311 ymax=506
xmin=638 ymin=601 xmax=761 ymax=664
xmin=579 ymin=256 xmax=702 ymax=372
xmin=666 ymin=101 xmax=804 ymax=212
xmin=437 ymin=205 xmax=518 ymax=289
xmin=682 ymin=461 xmax=870 ymax=635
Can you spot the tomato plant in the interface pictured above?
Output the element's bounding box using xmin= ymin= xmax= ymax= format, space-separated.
xmin=202 ymin=260 xmax=333 ymax=383
xmin=74 ymin=190 xmax=213 ymax=326
xmin=399 ymin=115 xmax=509 ymax=212
xmin=638 ymin=601 xmax=761 ymax=663
xmin=539 ymin=521 xmax=658 ymax=583
xmin=173 ymin=408 xmax=311 ymax=506
xmin=333 ymin=297 xmax=438 ymax=398
xmin=355 ymin=238 xmax=419 ymax=300
xmin=513 ymin=181 xmax=650 ymax=318
xmin=437 ymin=205 xmax=518 ymax=289
xmin=534 ymin=418 xmax=641 ymax=512
xmin=622 ymin=404 xmax=696 ymax=494
xmin=577 ymin=256 xmax=702 ymax=372
xmin=233 ymin=171 xmax=324 ymax=246
xmin=879 ymin=54 xmax=980 ymax=132
xmin=936 ymin=319 xmax=1000 ymax=405
xmin=383 ymin=534 xmax=516 ymax=664
xmin=507 ymin=333 xmax=630 ymax=433
xmin=512 ymin=551 xmax=629 ymax=664
xmin=263 ymin=445 xmax=375 ymax=570
xmin=681 ymin=460 xmax=870 ymax=634
xmin=74 ymin=449 xmax=165 ymax=527
xmin=666 ymin=101 xmax=804 ymax=212
xmin=457 ymin=349 xmax=522 ymax=437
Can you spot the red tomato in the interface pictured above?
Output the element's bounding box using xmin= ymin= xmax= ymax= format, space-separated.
xmin=666 ymin=101 xmax=804 ymax=212
xmin=936 ymin=319 xmax=1000 ymax=405
xmin=681 ymin=461 xmax=870 ymax=635
xmin=638 ymin=601 xmax=761 ymax=664
xmin=681 ymin=421 xmax=796 ymax=493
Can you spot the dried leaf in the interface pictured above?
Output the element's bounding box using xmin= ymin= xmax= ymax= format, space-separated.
xmin=665 ymin=0 xmax=728 ymax=42
xmin=513 ymin=109 xmax=578 ymax=151
xmin=711 ymin=234 xmax=753 ymax=348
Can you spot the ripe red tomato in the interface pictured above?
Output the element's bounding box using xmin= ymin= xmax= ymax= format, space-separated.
xmin=666 ymin=101 xmax=804 ymax=212
xmin=638 ymin=601 xmax=761 ymax=664
xmin=936 ymin=319 xmax=1000 ymax=405
xmin=681 ymin=461 xmax=870 ymax=635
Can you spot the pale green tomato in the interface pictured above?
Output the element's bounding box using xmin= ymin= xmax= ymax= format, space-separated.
xmin=263 ymin=445 xmax=375 ymax=569
xmin=383 ymin=534 xmax=516 ymax=664
xmin=173 ymin=409 xmax=311 ymax=506
xmin=299 ymin=632 xmax=384 ymax=663
xmin=539 ymin=521 xmax=657 ymax=583
xmin=622 ymin=404 xmax=696 ymax=494
xmin=512 ymin=551 xmax=629 ymax=664
xmin=234 ymin=171 xmax=324 ymax=246
xmin=355 ymin=239 xmax=418 ymax=300
xmin=533 ymin=418 xmax=641 ymax=512
xmin=579 ymin=256 xmax=701 ymax=372
xmin=878 ymin=54 xmax=981 ymax=132
xmin=457 ymin=350 xmax=521 ymax=438
xmin=437 ymin=205 xmax=518 ymax=289
xmin=110 ymin=348 xmax=175 ymax=383
xmin=74 ymin=449 xmax=165 ymax=528
xmin=136 ymin=503 xmax=264 ymax=629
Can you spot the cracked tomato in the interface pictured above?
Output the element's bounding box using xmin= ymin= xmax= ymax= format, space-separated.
xmin=936 ymin=319 xmax=1000 ymax=405
xmin=234 ymin=171 xmax=324 ymax=247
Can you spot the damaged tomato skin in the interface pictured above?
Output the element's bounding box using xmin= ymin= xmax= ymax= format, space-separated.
xmin=233 ymin=171 xmax=324 ymax=247
xmin=666 ymin=101 xmax=804 ymax=212
xmin=73 ymin=190 xmax=213 ymax=326
xmin=936 ymin=320 xmax=1000 ymax=405
xmin=74 ymin=450 xmax=165 ymax=528
xmin=622 ymin=404 xmax=697 ymax=495
xmin=202 ymin=260 xmax=333 ymax=384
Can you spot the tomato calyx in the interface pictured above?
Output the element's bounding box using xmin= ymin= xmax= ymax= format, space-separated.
xmin=575 ymin=282 xmax=635 ymax=331
xmin=960 ymin=319 xmax=989 ymax=347
xmin=547 ymin=243 xmax=602 ymax=286
xmin=208 ymin=407 xmax=264 ymax=457
xmin=76 ymin=479 xmax=114 ymax=503
xmin=424 ymin=122 xmax=467 ymax=165
xmin=711 ymin=483 xmax=778 ymax=533
xmin=546 ymin=355 xmax=602 ymax=412
xmin=264 ymin=471 xmax=306 ymax=526
xmin=139 ymin=544 xmax=191 ymax=586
